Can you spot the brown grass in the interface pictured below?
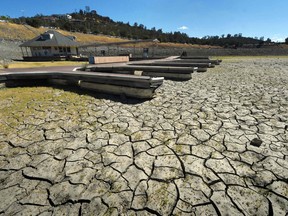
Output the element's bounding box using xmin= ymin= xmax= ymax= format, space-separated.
xmin=0 ymin=22 xmax=221 ymax=49
xmin=0 ymin=23 xmax=45 ymax=40
xmin=0 ymin=22 xmax=129 ymax=44
xmin=157 ymin=42 xmax=222 ymax=49
xmin=0 ymin=61 xmax=87 ymax=69
xmin=0 ymin=86 xmax=95 ymax=133
xmin=58 ymin=30 xmax=128 ymax=44
xmin=213 ymin=55 xmax=288 ymax=62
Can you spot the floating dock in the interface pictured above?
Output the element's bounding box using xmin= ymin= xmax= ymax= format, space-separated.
xmin=85 ymin=65 xmax=197 ymax=81
xmin=0 ymin=71 xmax=164 ymax=99
xmin=82 ymin=55 xmax=222 ymax=80
xmin=0 ymin=56 xmax=222 ymax=99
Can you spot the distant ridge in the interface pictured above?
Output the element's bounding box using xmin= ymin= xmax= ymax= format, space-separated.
xmin=0 ymin=22 xmax=219 ymax=49
xmin=0 ymin=9 xmax=270 ymax=47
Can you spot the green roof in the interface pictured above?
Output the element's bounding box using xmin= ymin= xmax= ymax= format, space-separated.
xmin=20 ymin=30 xmax=79 ymax=47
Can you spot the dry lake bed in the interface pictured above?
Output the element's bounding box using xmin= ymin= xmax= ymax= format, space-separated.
xmin=0 ymin=57 xmax=287 ymax=215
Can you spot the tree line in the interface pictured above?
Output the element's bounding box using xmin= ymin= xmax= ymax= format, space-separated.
xmin=1 ymin=9 xmax=286 ymax=47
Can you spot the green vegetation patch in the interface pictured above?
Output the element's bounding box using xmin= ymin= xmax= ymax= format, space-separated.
xmin=0 ymin=86 xmax=98 ymax=134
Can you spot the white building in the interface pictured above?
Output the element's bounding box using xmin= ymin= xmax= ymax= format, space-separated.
xmin=20 ymin=30 xmax=79 ymax=60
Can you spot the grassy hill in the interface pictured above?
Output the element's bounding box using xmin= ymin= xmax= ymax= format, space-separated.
xmin=0 ymin=23 xmax=44 ymax=41
xmin=0 ymin=22 xmax=126 ymax=43
xmin=2 ymin=9 xmax=284 ymax=49
xmin=0 ymin=22 xmax=221 ymax=49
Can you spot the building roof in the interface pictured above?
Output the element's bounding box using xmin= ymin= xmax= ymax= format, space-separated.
xmin=20 ymin=30 xmax=79 ymax=47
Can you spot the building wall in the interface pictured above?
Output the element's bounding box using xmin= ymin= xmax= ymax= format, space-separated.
xmin=30 ymin=46 xmax=78 ymax=57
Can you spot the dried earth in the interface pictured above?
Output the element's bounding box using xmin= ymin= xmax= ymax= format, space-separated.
xmin=0 ymin=57 xmax=287 ymax=215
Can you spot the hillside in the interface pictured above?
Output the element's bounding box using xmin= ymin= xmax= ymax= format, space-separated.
xmin=1 ymin=22 xmax=287 ymax=61
xmin=0 ymin=22 xmax=220 ymax=49
xmin=2 ymin=7 xmax=281 ymax=49
xmin=0 ymin=23 xmax=44 ymax=41
xmin=0 ymin=22 xmax=219 ymax=61
xmin=0 ymin=22 xmax=126 ymax=43
xmin=2 ymin=8 xmax=272 ymax=48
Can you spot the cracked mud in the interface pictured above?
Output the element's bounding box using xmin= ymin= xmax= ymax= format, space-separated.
xmin=0 ymin=57 xmax=288 ymax=215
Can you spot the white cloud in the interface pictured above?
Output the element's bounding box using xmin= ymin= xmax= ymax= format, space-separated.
xmin=178 ymin=26 xmax=189 ymax=30
xmin=271 ymin=34 xmax=285 ymax=42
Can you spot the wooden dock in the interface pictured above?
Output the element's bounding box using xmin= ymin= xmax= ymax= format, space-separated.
xmin=85 ymin=65 xmax=197 ymax=81
xmin=0 ymin=70 xmax=164 ymax=99
xmin=81 ymin=55 xmax=222 ymax=80
xmin=0 ymin=56 xmax=222 ymax=99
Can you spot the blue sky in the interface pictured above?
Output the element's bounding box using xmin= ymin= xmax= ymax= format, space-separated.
xmin=0 ymin=0 xmax=287 ymax=42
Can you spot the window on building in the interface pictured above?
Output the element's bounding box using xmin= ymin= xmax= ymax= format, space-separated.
xmin=42 ymin=47 xmax=51 ymax=51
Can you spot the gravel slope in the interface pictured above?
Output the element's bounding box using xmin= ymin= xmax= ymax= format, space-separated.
xmin=0 ymin=39 xmax=23 ymax=61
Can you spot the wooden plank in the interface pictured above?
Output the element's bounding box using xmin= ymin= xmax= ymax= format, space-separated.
xmin=90 ymin=56 xmax=129 ymax=64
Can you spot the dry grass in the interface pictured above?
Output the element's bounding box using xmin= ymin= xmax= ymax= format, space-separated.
xmin=0 ymin=61 xmax=87 ymax=69
xmin=0 ymin=86 xmax=95 ymax=133
xmin=58 ymin=30 xmax=128 ymax=44
xmin=0 ymin=22 xmax=129 ymax=44
xmin=0 ymin=22 xmax=128 ymax=44
xmin=212 ymin=55 xmax=288 ymax=63
xmin=157 ymin=43 xmax=222 ymax=49
xmin=0 ymin=23 xmax=45 ymax=40
xmin=0 ymin=22 xmax=220 ymax=49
